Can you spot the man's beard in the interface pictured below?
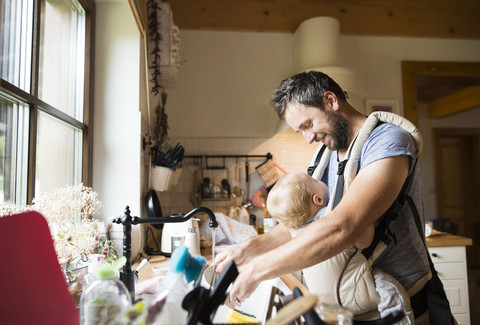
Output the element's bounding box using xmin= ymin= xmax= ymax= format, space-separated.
xmin=323 ymin=110 xmax=349 ymax=151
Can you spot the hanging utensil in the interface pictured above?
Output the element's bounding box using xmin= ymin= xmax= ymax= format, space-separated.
xmin=242 ymin=161 xmax=253 ymax=209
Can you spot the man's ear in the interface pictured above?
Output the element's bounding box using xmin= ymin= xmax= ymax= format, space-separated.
xmin=312 ymin=194 xmax=323 ymax=206
xmin=323 ymin=91 xmax=339 ymax=111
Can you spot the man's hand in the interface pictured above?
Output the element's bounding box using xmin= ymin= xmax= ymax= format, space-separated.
xmin=224 ymin=260 xmax=262 ymax=309
xmin=214 ymin=243 xmax=247 ymax=274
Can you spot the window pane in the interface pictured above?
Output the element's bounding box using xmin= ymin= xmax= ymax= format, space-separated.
xmin=0 ymin=0 xmax=34 ymax=92
xmin=36 ymin=110 xmax=82 ymax=194
xmin=38 ymin=0 xmax=85 ymax=120
xmin=0 ymin=91 xmax=29 ymax=205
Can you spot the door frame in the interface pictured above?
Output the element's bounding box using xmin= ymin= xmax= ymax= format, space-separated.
xmin=401 ymin=61 xmax=480 ymax=126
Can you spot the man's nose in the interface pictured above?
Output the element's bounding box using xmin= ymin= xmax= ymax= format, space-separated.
xmin=302 ymin=131 xmax=315 ymax=144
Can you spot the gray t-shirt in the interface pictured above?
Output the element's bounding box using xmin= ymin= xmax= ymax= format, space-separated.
xmin=320 ymin=123 xmax=430 ymax=289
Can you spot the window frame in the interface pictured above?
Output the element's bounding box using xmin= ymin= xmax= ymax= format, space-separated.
xmin=0 ymin=0 xmax=95 ymax=204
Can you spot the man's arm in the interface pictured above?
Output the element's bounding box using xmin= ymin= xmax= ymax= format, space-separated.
xmin=214 ymin=222 xmax=292 ymax=272
xmin=224 ymin=155 xmax=410 ymax=308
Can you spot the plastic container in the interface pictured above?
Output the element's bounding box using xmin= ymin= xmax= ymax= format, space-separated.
xmin=80 ymin=257 xmax=132 ymax=324
xmin=147 ymin=246 xmax=206 ymax=324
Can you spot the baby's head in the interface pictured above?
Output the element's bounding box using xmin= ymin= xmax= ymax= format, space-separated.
xmin=267 ymin=172 xmax=328 ymax=229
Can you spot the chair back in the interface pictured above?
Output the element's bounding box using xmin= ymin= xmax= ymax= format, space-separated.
xmin=0 ymin=211 xmax=79 ymax=324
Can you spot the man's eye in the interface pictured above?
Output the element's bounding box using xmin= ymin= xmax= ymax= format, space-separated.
xmin=303 ymin=122 xmax=312 ymax=129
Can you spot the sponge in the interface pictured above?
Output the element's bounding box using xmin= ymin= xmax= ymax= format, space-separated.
xmin=227 ymin=309 xmax=257 ymax=323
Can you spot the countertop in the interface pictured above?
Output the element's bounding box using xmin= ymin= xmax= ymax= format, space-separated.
xmin=132 ymin=234 xmax=472 ymax=291
xmin=426 ymin=233 xmax=472 ymax=247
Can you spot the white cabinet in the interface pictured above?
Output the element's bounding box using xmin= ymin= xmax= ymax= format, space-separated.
xmin=429 ymin=246 xmax=470 ymax=325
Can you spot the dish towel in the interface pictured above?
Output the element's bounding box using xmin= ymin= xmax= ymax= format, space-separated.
xmin=200 ymin=212 xmax=258 ymax=246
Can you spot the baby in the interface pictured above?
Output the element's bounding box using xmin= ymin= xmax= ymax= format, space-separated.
xmin=266 ymin=172 xmax=396 ymax=317
xmin=267 ymin=172 xmax=374 ymax=248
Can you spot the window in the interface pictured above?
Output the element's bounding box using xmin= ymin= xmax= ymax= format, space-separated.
xmin=0 ymin=0 xmax=94 ymax=205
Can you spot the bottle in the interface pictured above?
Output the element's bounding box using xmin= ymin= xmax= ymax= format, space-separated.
xmin=263 ymin=204 xmax=276 ymax=233
xmin=147 ymin=245 xmax=206 ymax=324
xmin=80 ymin=256 xmax=132 ymax=325
xmin=184 ymin=226 xmax=200 ymax=256
xmin=249 ymin=214 xmax=257 ymax=232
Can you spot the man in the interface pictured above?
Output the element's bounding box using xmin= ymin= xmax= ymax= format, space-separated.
xmin=214 ymin=71 xmax=430 ymax=320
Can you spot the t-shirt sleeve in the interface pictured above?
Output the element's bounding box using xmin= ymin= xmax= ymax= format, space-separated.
xmin=360 ymin=123 xmax=417 ymax=171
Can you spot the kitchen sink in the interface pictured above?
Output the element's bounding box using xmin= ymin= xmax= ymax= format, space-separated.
xmin=212 ymin=277 xmax=292 ymax=323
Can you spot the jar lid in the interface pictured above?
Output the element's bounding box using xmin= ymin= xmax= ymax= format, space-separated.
xmin=96 ymin=256 xmax=127 ymax=280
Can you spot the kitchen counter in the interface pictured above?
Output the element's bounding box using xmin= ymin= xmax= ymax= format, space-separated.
xmin=426 ymin=233 xmax=473 ymax=247
xmin=426 ymin=233 xmax=472 ymax=325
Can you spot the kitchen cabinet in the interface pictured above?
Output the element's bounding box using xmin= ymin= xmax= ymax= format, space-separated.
xmin=427 ymin=235 xmax=473 ymax=325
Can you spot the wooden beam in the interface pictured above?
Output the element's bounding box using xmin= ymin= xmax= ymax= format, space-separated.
xmin=401 ymin=61 xmax=480 ymax=77
xmin=428 ymin=86 xmax=480 ymax=118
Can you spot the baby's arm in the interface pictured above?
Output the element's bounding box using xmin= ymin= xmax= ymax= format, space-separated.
xmin=354 ymin=224 xmax=375 ymax=249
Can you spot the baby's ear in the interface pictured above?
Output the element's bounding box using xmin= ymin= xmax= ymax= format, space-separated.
xmin=312 ymin=194 xmax=323 ymax=206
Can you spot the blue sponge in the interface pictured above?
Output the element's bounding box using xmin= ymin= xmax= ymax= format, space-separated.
xmin=169 ymin=245 xmax=190 ymax=273
xmin=185 ymin=255 xmax=207 ymax=283
xmin=169 ymin=245 xmax=207 ymax=284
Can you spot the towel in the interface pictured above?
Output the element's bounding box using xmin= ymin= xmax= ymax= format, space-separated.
xmin=200 ymin=212 xmax=258 ymax=247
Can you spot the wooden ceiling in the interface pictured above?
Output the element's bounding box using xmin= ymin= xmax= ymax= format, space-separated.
xmin=129 ymin=0 xmax=480 ymax=39
xmin=127 ymin=1 xmax=480 ymax=118
xmin=165 ymin=0 xmax=479 ymax=39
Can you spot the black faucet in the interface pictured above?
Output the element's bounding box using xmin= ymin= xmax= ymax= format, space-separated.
xmin=113 ymin=206 xmax=218 ymax=298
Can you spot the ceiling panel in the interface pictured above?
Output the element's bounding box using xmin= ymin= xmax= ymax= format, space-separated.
xmin=166 ymin=0 xmax=480 ymax=39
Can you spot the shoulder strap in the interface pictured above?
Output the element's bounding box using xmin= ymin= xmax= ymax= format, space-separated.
xmin=361 ymin=159 xmax=418 ymax=260
xmin=307 ymin=144 xmax=327 ymax=177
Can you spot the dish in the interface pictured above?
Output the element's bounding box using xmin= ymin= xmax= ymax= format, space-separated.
xmin=151 ymin=263 xmax=169 ymax=276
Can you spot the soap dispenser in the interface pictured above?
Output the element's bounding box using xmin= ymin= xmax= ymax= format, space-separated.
xmin=185 ymin=225 xmax=200 ymax=256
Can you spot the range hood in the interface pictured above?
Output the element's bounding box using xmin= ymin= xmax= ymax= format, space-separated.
xmin=277 ymin=17 xmax=363 ymax=133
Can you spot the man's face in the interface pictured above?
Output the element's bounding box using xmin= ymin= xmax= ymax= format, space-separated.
xmin=284 ymin=102 xmax=349 ymax=150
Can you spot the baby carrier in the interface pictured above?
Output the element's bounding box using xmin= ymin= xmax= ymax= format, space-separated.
xmin=298 ymin=112 xmax=454 ymax=324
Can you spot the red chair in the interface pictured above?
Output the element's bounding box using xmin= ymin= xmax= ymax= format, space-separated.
xmin=0 ymin=211 xmax=79 ymax=324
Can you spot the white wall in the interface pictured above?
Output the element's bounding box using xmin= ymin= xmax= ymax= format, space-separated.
xmin=166 ymin=30 xmax=293 ymax=138
xmin=166 ymin=31 xmax=480 ymax=140
xmin=93 ymin=2 xmax=143 ymax=221
xmin=159 ymin=29 xmax=480 ymax=216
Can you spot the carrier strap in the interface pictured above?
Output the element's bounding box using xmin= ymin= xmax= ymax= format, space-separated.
xmin=361 ymin=159 xmax=417 ymax=260
xmin=332 ymin=159 xmax=348 ymax=209
xmin=307 ymin=145 xmax=327 ymax=177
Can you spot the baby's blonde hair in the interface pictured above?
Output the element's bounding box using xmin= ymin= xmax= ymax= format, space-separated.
xmin=266 ymin=172 xmax=315 ymax=229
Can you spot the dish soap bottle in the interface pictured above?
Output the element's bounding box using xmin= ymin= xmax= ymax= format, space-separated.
xmin=80 ymin=256 xmax=132 ymax=325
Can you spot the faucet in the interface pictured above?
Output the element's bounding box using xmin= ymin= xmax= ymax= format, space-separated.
xmin=112 ymin=206 xmax=218 ymax=297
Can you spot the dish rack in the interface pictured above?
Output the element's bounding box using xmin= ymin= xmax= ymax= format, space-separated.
xmin=200 ymin=167 xmax=231 ymax=201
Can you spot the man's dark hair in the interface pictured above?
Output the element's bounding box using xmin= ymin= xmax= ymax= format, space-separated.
xmin=271 ymin=71 xmax=347 ymax=119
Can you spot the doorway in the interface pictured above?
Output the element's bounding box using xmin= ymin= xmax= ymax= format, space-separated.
xmin=433 ymin=128 xmax=480 ymax=268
